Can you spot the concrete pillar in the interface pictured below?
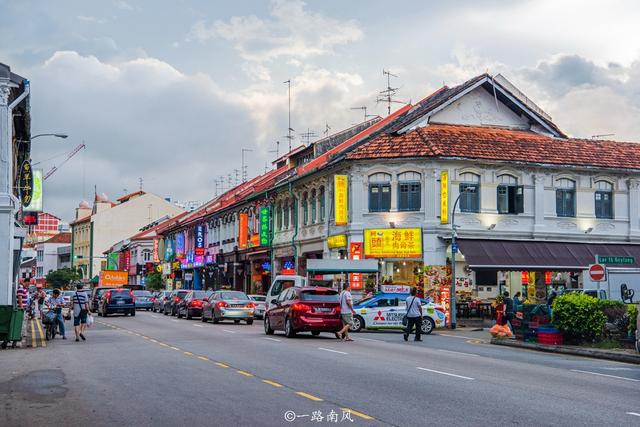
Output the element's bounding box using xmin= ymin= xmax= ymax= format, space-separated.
xmin=628 ymin=179 xmax=640 ymax=238
xmin=0 ymin=77 xmax=14 ymax=305
xmin=533 ymin=174 xmax=546 ymax=234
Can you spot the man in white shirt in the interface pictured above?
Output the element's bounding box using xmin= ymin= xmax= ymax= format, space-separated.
xmin=338 ymin=282 xmax=356 ymax=341
xmin=404 ymin=287 xmax=423 ymax=342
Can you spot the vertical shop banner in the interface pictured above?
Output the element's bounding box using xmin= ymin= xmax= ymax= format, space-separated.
xmin=238 ymin=213 xmax=249 ymax=249
xmin=259 ymin=207 xmax=270 ymax=246
xmin=440 ymin=170 xmax=448 ymax=224
xmin=107 ymin=252 xmax=119 ymax=270
xmin=334 ymin=175 xmax=348 ymax=226
xmin=165 ymin=238 xmax=174 ymax=262
xmin=153 ymin=239 xmax=160 ymax=263
xmin=349 ymin=242 xmax=363 ymax=290
xmin=175 ymin=233 xmax=185 ymax=259
xmin=124 ymin=250 xmax=131 ymax=271
xmin=195 ymin=225 xmax=205 ymax=256
xmin=24 ymin=169 xmax=43 ymax=212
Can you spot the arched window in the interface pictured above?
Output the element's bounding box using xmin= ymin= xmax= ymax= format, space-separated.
xmin=369 ymin=173 xmax=391 ymax=212
xmin=310 ymin=189 xmax=317 ymax=224
xmin=497 ymin=174 xmax=523 ymax=214
xmin=302 ymin=192 xmax=309 ymax=225
xmin=595 ymin=181 xmax=613 ymax=219
xmin=284 ymin=201 xmax=290 ymax=229
xmin=319 ymin=187 xmax=325 ymax=221
xmin=398 ymin=171 xmax=421 ymax=211
xmin=142 ymin=250 xmax=152 ymax=262
xmin=277 ymin=202 xmax=283 ymax=231
xmin=556 ymin=178 xmax=576 ymax=217
xmin=459 ymin=173 xmax=480 ymax=213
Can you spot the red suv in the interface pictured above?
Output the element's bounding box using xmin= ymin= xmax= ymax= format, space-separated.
xmin=264 ymin=287 xmax=341 ymax=338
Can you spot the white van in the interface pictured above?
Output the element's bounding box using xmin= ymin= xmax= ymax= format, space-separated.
xmin=265 ymin=275 xmax=307 ymax=311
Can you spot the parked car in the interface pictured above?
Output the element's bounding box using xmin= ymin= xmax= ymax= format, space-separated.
xmin=264 ymin=287 xmax=342 ymax=338
xmin=91 ymin=287 xmax=116 ymax=312
xmin=98 ymin=288 xmax=136 ymax=317
xmin=202 ymin=290 xmax=255 ymax=324
xmin=177 ymin=290 xmax=212 ymax=319
xmin=248 ymin=294 xmax=267 ymax=319
xmin=349 ymin=293 xmax=447 ymax=335
xmin=153 ymin=291 xmax=173 ymax=313
xmin=163 ymin=290 xmax=190 ymax=316
xmin=133 ymin=290 xmax=154 ymax=311
xmin=635 ymin=305 xmax=639 ymax=354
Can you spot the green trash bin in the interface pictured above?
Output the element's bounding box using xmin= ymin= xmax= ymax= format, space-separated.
xmin=0 ymin=305 xmax=25 ymax=342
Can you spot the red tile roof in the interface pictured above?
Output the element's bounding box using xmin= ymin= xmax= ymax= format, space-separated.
xmin=346 ymin=124 xmax=640 ymax=170
xmin=41 ymin=233 xmax=72 ymax=244
xmin=117 ymin=190 xmax=145 ymax=203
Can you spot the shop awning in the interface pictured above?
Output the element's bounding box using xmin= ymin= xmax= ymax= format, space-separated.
xmin=457 ymin=239 xmax=640 ymax=270
xmin=306 ymin=259 xmax=379 ymax=274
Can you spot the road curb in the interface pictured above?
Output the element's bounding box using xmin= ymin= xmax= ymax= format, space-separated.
xmin=490 ymin=338 xmax=640 ymax=364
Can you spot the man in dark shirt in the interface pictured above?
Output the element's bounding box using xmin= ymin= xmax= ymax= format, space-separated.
xmin=503 ymin=291 xmax=515 ymax=333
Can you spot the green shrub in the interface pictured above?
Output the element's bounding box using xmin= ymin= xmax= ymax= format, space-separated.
xmin=629 ymin=304 xmax=638 ymax=335
xmin=552 ymin=293 xmax=607 ymax=343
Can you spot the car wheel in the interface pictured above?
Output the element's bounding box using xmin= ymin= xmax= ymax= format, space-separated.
xmin=163 ymin=308 xmax=168 ymax=316
xmin=177 ymin=309 xmax=182 ymax=319
xmin=201 ymin=313 xmax=207 ymax=322
xmin=311 ymin=331 xmax=320 ymax=336
xmin=421 ymin=317 xmax=435 ymax=335
xmin=284 ymin=318 xmax=296 ymax=338
xmin=147 ymin=308 xmax=150 ymax=312
xmin=103 ymin=310 xmax=108 ymax=318
xmin=186 ymin=311 xmax=192 ymax=320
xmin=246 ymin=319 xmax=253 ymax=325
xmin=131 ymin=310 xmax=136 ymax=317
xmin=212 ymin=313 xmax=220 ymax=324
xmin=234 ymin=320 xmax=240 ymax=324
xmin=264 ymin=316 xmax=274 ymax=335
xmin=351 ymin=316 xmax=365 ymax=332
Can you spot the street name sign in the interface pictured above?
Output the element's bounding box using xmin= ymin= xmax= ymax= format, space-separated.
xmin=588 ymin=264 xmax=606 ymax=282
xmin=596 ymin=255 xmax=635 ymax=265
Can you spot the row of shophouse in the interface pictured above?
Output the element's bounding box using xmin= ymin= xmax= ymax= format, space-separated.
xmin=105 ymin=73 xmax=640 ymax=309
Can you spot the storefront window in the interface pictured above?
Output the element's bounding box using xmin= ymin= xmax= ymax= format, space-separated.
xmin=381 ymin=260 xmax=423 ymax=285
xmin=594 ymin=181 xmax=613 ymax=219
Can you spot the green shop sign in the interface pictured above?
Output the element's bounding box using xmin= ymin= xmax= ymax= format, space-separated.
xmin=259 ymin=207 xmax=270 ymax=246
xmin=597 ymin=255 xmax=635 ymax=265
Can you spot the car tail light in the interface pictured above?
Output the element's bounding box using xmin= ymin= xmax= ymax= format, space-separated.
xmin=106 ymin=291 xmax=111 ymax=303
xmin=216 ymin=301 xmax=228 ymax=308
xmin=129 ymin=291 xmax=136 ymax=303
xmin=175 ymin=297 xmax=180 ymax=303
xmin=291 ymin=303 xmax=311 ymax=312
xmin=190 ymin=300 xmax=203 ymax=307
xmin=245 ymin=302 xmax=256 ymax=309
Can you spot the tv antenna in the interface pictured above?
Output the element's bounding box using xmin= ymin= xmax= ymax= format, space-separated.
xmin=138 ymin=177 xmax=143 ymax=191
xmin=323 ymin=122 xmax=331 ymax=138
xmin=268 ymin=140 xmax=281 ymax=161
xmin=300 ymin=128 xmax=318 ymax=146
xmin=350 ymin=106 xmax=376 ymax=123
xmin=376 ymin=69 xmax=406 ymax=116
xmin=233 ymin=169 xmax=240 ymax=186
xmin=284 ymin=79 xmax=294 ymax=151
xmin=591 ymin=133 xmax=615 ymax=140
xmin=241 ymin=148 xmax=252 ymax=182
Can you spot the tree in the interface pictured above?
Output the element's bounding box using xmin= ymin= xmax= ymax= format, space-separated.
xmin=45 ymin=267 xmax=81 ymax=289
xmin=145 ymin=270 xmax=163 ymax=291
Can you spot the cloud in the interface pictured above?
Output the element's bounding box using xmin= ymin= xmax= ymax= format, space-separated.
xmin=29 ymin=51 xmax=257 ymax=220
xmin=188 ymin=0 xmax=363 ymax=63
xmin=113 ymin=0 xmax=134 ymax=10
xmin=76 ymin=15 xmax=107 ymax=24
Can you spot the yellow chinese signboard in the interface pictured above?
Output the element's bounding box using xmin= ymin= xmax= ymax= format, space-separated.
xmin=440 ymin=170 xmax=448 ymax=224
xmin=327 ymin=234 xmax=347 ymax=249
xmin=334 ymin=175 xmax=348 ymax=225
xmin=363 ymin=228 xmax=422 ymax=258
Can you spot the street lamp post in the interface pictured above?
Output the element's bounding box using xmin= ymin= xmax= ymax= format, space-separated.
xmin=450 ymin=186 xmax=475 ymax=330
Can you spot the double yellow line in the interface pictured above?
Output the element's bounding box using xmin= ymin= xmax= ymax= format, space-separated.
xmin=29 ymin=317 xmax=47 ymax=348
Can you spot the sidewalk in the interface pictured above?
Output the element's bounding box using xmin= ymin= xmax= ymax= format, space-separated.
xmin=434 ymin=327 xmax=492 ymax=342
xmin=3 ymin=316 xmax=47 ymax=349
xmin=491 ymin=337 xmax=640 ymax=364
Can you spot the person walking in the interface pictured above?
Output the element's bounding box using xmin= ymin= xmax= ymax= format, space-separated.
xmin=503 ymin=291 xmax=515 ymax=334
xmin=72 ymin=284 xmax=90 ymax=342
xmin=337 ymin=282 xmax=356 ymax=342
xmin=403 ymin=287 xmax=423 ymax=342
xmin=47 ymin=289 xmax=67 ymax=340
xmin=16 ymin=283 xmax=29 ymax=346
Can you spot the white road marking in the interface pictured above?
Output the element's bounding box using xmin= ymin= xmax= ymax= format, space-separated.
xmin=627 ymin=412 xmax=640 ymax=417
xmin=223 ymin=329 xmax=236 ymax=334
xmin=318 ymin=347 xmax=348 ymax=355
xmin=356 ymin=337 xmax=382 ymax=342
xmin=263 ymin=337 xmax=281 ymax=342
xmin=193 ymin=324 xmax=204 ymax=328
xmin=171 ymin=320 xmax=179 ymax=323
xmin=151 ymin=315 xmax=159 ymax=319
xmin=437 ymin=333 xmax=479 ymax=340
xmin=571 ymin=369 xmax=640 ymax=382
xmin=437 ymin=349 xmax=479 ymax=357
xmin=602 ymin=367 xmax=635 ymax=371
xmin=416 ymin=367 xmax=474 ymax=380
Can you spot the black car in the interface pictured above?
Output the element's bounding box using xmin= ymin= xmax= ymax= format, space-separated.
xmin=177 ymin=290 xmax=212 ymax=319
xmin=163 ymin=290 xmax=190 ymax=316
xmin=152 ymin=291 xmax=172 ymax=313
xmin=98 ymin=288 xmax=136 ymax=317
xmin=91 ymin=287 xmax=116 ymax=312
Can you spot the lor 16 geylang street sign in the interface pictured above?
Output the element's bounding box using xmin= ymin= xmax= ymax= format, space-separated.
xmin=259 ymin=207 xmax=270 ymax=246
xmin=597 ymin=255 xmax=635 ymax=265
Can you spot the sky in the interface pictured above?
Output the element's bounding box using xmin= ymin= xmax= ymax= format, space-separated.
xmin=3 ymin=0 xmax=640 ymax=221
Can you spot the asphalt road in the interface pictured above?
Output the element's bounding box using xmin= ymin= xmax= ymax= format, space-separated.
xmin=1 ymin=311 xmax=639 ymax=427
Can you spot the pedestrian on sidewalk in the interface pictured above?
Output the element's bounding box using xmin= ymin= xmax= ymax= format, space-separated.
xmin=502 ymin=291 xmax=515 ymax=334
xmin=337 ymin=282 xmax=356 ymax=342
xmin=403 ymin=287 xmax=423 ymax=342
xmin=72 ymin=284 xmax=90 ymax=342
xmin=16 ymin=283 xmax=29 ymax=346
xmin=47 ymin=289 xmax=67 ymax=340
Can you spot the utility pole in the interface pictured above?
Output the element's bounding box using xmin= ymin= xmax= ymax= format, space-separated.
xmin=241 ymin=148 xmax=252 ymax=182
xmin=284 ymin=79 xmax=294 ymax=152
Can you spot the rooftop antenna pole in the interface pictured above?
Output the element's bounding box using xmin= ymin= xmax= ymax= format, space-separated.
xmin=284 ymin=79 xmax=294 ymax=152
xmin=300 ymin=128 xmax=318 ymax=146
xmin=241 ymin=148 xmax=253 ymax=182
xmin=591 ymin=133 xmax=615 ymax=140
xmin=139 ymin=177 xmax=143 ymax=191
xmin=324 ymin=122 xmax=331 ymax=138
xmin=376 ymin=69 xmax=405 ymax=116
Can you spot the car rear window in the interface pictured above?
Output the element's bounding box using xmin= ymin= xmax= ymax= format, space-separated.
xmin=112 ymin=289 xmax=130 ymax=295
xmin=191 ymin=291 xmax=208 ymax=298
xmin=134 ymin=290 xmax=152 ymax=297
xmin=176 ymin=291 xmax=189 ymax=299
xmin=250 ymin=296 xmax=266 ymax=302
xmin=300 ymin=290 xmax=339 ymax=302
xmin=220 ymin=291 xmax=248 ymax=300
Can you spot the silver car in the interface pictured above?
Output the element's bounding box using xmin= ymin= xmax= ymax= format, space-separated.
xmin=248 ymin=295 xmax=266 ymax=319
xmin=202 ymin=290 xmax=255 ymax=325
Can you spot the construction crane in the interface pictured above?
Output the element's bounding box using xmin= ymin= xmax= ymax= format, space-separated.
xmin=43 ymin=143 xmax=86 ymax=180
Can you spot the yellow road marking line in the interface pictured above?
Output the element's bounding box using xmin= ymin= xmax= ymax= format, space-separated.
xmin=295 ymin=392 xmax=323 ymax=401
xmin=142 ymin=336 xmax=149 ymax=340
xmin=170 ymin=346 xmax=180 ymax=351
xmin=340 ymin=408 xmax=375 ymax=420
xmin=30 ymin=318 xmax=35 ymax=347
xmin=134 ymin=333 xmax=141 ymax=336
xmin=149 ymin=339 xmax=158 ymax=343
xmin=36 ymin=318 xmax=46 ymax=347
xmin=237 ymin=370 xmax=254 ymax=377
xmin=159 ymin=342 xmax=169 ymax=347
xmin=262 ymin=380 xmax=283 ymax=388
xmin=215 ymin=362 xmax=229 ymax=368
xmin=197 ymin=356 xmax=209 ymax=361
xmin=183 ymin=351 xmax=193 ymax=356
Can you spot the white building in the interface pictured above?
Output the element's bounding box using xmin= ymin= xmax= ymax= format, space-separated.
xmin=34 ymin=233 xmax=72 ymax=283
